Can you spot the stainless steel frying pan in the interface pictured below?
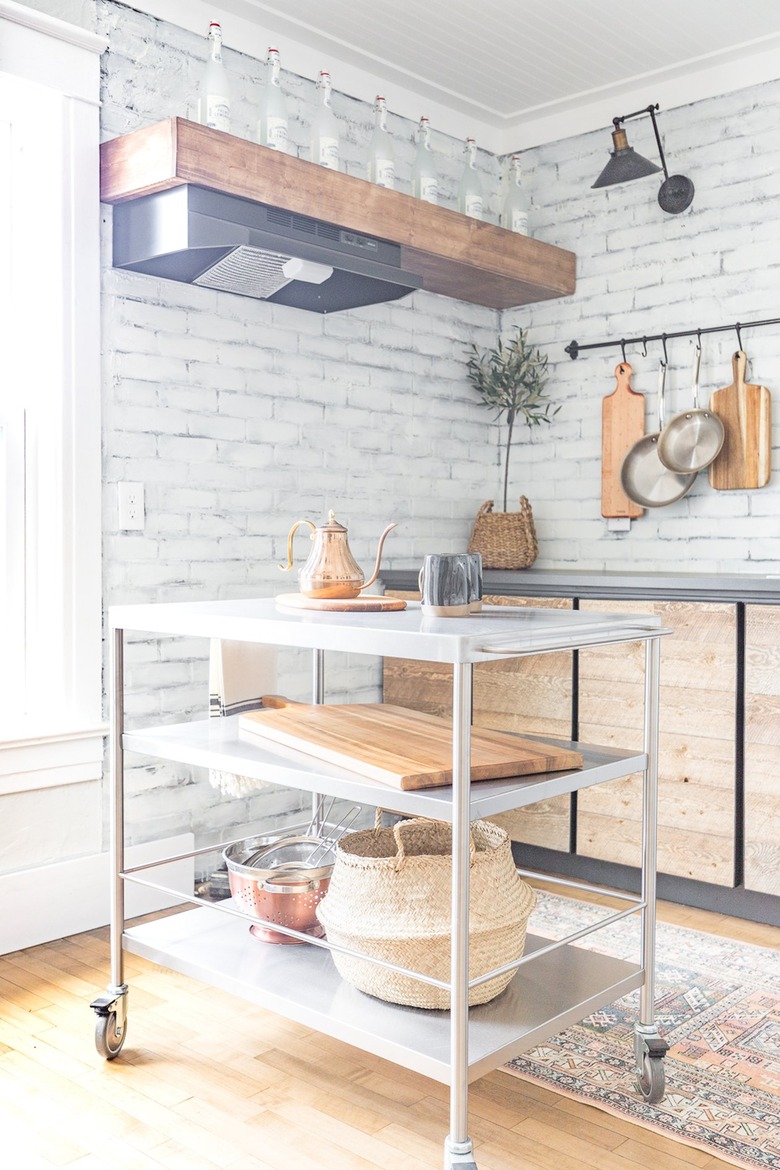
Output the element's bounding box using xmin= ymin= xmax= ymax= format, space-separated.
xmin=620 ymin=359 xmax=697 ymax=508
xmin=657 ymin=343 xmax=724 ymax=473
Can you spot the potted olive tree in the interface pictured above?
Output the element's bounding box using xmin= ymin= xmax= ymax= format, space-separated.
xmin=465 ymin=327 xmax=557 ymax=569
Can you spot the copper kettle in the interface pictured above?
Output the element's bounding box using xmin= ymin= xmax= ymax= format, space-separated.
xmin=279 ymin=510 xmax=397 ymax=599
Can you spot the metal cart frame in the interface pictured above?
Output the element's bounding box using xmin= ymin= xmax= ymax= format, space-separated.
xmin=92 ymin=599 xmax=670 ymax=1169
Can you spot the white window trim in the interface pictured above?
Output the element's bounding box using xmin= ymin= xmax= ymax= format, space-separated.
xmin=0 ymin=3 xmax=108 ymax=790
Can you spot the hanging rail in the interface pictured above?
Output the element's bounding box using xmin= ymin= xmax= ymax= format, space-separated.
xmin=565 ymin=315 xmax=780 ymax=360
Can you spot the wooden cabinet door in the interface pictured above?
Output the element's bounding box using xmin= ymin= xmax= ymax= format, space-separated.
xmin=744 ymin=605 xmax=780 ymax=895
xmin=577 ymin=600 xmax=737 ymax=886
xmin=382 ymin=594 xmax=574 ymax=851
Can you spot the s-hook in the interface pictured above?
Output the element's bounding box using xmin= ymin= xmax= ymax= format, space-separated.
xmin=620 ymin=339 xmax=628 ymax=364
xmin=736 ymin=322 xmax=744 ymax=351
xmin=661 ymin=334 xmax=669 ymax=365
xmin=642 ymin=337 xmax=648 ymax=358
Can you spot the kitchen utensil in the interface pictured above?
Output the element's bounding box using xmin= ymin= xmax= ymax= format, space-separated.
xmin=223 ymin=834 xmax=334 ymax=944
xmin=305 ymin=805 xmax=362 ymax=867
xmin=278 ymin=509 xmax=397 ymax=599
xmin=275 ymin=593 xmax=406 ymax=612
xmin=239 ymin=695 xmax=583 ymax=790
xmin=620 ymin=360 xmax=697 ymax=507
xmin=601 ymin=362 xmax=645 ymax=518
xmin=707 ymin=351 xmax=772 ymax=490
xmin=657 ymin=343 xmax=724 ymax=473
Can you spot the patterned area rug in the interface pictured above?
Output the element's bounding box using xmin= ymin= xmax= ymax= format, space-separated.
xmin=504 ymin=892 xmax=780 ymax=1170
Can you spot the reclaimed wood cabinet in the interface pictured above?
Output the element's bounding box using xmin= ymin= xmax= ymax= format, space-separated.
xmin=744 ymin=605 xmax=780 ymax=895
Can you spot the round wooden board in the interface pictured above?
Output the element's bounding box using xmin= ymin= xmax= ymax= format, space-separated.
xmin=275 ymin=593 xmax=407 ymax=613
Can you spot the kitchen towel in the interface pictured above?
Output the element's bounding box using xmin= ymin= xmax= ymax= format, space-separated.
xmin=208 ymin=639 xmax=277 ymax=796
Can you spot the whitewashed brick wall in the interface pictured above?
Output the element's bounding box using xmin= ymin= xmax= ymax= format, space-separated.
xmin=505 ymin=82 xmax=780 ymax=572
xmin=96 ymin=0 xmax=502 ymax=854
xmin=93 ymin=2 xmax=780 ymax=856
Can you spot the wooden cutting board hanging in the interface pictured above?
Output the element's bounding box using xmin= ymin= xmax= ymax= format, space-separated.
xmin=602 ymin=362 xmax=645 ymax=518
xmin=708 ymin=351 xmax=772 ymax=490
xmin=239 ymin=696 xmax=583 ymax=790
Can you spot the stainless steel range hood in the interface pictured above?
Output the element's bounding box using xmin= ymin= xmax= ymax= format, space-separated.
xmin=110 ymin=185 xmax=423 ymax=313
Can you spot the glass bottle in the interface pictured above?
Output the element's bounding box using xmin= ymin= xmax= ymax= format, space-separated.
xmin=503 ymin=155 xmax=530 ymax=234
xmin=257 ymin=47 xmax=289 ymax=152
xmin=367 ymin=96 xmax=395 ymax=189
xmin=412 ymin=116 xmax=438 ymax=204
xmin=458 ymin=137 xmax=483 ymax=219
xmin=310 ymin=71 xmax=340 ymax=170
xmin=197 ymin=22 xmax=231 ymax=133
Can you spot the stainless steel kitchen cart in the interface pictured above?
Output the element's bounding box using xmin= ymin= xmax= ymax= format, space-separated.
xmin=92 ymin=598 xmax=671 ymax=1170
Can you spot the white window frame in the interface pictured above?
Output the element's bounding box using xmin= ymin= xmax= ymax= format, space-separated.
xmin=0 ymin=2 xmax=107 ymax=794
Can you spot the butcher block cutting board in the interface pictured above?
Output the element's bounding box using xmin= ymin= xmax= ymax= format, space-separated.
xmin=708 ymin=351 xmax=772 ymax=490
xmin=602 ymin=362 xmax=645 ymax=518
xmin=239 ymin=696 xmax=583 ymax=790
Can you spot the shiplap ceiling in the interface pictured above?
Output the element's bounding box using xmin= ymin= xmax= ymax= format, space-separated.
xmin=146 ymin=0 xmax=780 ymax=150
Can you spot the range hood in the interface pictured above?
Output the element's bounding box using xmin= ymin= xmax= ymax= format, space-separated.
xmin=111 ymin=184 xmax=423 ymax=313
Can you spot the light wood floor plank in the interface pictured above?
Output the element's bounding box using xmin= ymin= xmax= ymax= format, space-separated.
xmin=0 ymin=897 xmax=767 ymax=1170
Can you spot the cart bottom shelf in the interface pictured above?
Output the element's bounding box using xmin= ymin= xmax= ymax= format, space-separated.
xmin=124 ymin=907 xmax=643 ymax=1084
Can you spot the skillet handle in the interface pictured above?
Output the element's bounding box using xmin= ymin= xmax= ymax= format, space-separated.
xmin=691 ymin=344 xmax=702 ymax=409
xmin=657 ymin=360 xmax=668 ymax=430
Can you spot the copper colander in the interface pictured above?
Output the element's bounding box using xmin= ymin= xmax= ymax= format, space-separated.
xmin=223 ymin=835 xmax=334 ymax=945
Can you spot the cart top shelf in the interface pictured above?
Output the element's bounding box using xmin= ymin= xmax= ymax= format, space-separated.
xmin=109 ymin=597 xmax=667 ymax=663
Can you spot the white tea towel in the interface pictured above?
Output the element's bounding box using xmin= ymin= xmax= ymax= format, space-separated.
xmin=208 ymin=639 xmax=277 ymax=796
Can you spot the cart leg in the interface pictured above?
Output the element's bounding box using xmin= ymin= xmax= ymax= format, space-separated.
xmin=634 ymin=635 xmax=667 ymax=1103
xmin=310 ymin=648 xmax=326 ymax=833
xmin=92 ymin=626 xmax=129 ymax=1059
xmin=444 ymin=663 xmax=477 ymax=1170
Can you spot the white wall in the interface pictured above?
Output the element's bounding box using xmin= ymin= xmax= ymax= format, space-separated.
xmin=6 ymin=0 xmax=779 ymax=912
xmin=505 ymin=84 xmax=780 ymax=572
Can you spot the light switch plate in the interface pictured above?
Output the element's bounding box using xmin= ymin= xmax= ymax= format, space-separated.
xmin=606 ymin=516 xmax=631 ymax=532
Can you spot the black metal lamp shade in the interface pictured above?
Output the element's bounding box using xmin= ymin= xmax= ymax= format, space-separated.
xmin=592 ymin=127 xmax=662 ymax=188
xmin=592 ymin=107 xmax=694 ymax=214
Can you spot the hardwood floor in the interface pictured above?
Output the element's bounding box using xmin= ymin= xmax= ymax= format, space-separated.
xmin=0 ymin=892 xmax=775 ymax=1170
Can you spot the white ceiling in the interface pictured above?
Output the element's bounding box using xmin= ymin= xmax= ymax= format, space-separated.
xmin=144 ymin=0 xmax=780 ymax=151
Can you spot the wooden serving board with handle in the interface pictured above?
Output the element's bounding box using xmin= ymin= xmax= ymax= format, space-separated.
xmin=239 ymin=696 xmax=583 ymax=790
xmin=602 ymin=362 xmax=645 ymax=518
xmin=708 ymin=351 xmax=772 ymax=490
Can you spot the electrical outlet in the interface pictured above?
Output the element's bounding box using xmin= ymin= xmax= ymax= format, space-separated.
xmin=118 ymin=481 xmax=145 ymax=530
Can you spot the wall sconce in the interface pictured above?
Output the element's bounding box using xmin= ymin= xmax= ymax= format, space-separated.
xmin=592 ymin=103 xmax=694 ymax=214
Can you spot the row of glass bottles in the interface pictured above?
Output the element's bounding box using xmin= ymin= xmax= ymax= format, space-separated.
xmin=196 ymin=24 xmax=529 ymax=232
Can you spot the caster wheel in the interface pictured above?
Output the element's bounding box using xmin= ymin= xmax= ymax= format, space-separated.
xmin=637 ymin=1054 xmax=665 ymax=1103
xmin=95 ymin=1011 xmax=126 ymax=1060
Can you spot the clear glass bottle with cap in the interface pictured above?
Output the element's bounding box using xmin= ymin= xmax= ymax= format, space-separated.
xmin=502 ymin=155 xmax=530 ymax=234
xmin=412 ymin=116 xmax=438 ymax=204
xmin=310 ymin=71 xmax=340 ymax=170
xmin=457 ymin=137 xmax=483 ymax=218
xmin=367 ymin=96 xmax=395 ymax=189
xmin=257 ymin=47 xmax=289 ymax=152
xmin=197 ymin=22 xmax=231 ymax=132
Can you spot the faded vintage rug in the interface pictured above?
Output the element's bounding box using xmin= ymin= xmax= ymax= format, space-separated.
xmin=504 ymin=891 xmax=780 ymax=1170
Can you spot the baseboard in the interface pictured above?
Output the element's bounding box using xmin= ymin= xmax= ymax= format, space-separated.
xmin=0 ymin=834 xmax=194 ymax=955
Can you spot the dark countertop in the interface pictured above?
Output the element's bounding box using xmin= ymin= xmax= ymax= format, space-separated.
xmin=380 ymin=568 xmax=780 ymax=604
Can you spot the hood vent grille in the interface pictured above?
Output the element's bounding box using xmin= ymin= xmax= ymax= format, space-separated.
xmin=193 ymin=245 xmax=294 ymax=298
xmin=266 ymin=206 xmax=341 ymax=243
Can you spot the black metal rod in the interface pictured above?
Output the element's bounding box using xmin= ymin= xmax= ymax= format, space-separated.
xmin=565 ymin=315 xmax=780 ymax=360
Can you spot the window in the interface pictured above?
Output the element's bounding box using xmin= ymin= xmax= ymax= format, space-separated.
xmin=0 ymin=6 xmax=106 ymax=791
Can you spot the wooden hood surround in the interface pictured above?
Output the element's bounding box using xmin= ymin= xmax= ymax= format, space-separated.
xmin=99 ymin=118 xmax=576 ymax=311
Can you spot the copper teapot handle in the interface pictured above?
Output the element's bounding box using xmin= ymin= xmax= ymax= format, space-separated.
xmin=278 ymin=519 xmax=316 ymax=572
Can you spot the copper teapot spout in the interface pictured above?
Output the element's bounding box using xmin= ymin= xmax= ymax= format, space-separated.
xmin=362 ymin=521 xmax=397 ymax=590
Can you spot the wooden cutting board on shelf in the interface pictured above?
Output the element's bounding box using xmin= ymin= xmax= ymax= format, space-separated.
xmin=602 ymin=362 xmax=645 ymax=518
xmin=239 ymin=696 xmax=583 ymax=790
xmin=708 ymin=351 xmax=772 ymax=490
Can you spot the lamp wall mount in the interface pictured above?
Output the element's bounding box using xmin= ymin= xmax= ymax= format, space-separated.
xmin=592 ymin=102 xmax=694 ymax=215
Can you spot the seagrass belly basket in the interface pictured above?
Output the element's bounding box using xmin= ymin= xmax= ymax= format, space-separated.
xmin=316 ymin=818 xmax=536 ymax=1009
xmin=468 ymin=496 xmax=538 ymax=570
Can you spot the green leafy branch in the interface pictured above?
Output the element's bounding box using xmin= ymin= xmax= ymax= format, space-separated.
xmin=466 ymin=327 xmax=558 ymax=511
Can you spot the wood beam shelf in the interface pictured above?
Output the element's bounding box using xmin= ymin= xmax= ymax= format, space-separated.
xmin=99 ymin=118 xmax=576 ymax=310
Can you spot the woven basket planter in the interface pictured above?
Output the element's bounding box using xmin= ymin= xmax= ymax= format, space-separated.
xmin=468 ymin=496 xmax=538 ymax=570
xmin=316 ymin=818 xmax=535 ymax=1009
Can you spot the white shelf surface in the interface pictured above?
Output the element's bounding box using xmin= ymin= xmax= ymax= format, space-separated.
xmin=124 ymin=906 xmax=643 ymax=1084
xmin=123 ymin=716 xmax=647 ymax=820
xmin=110 ymin=597 xmax=667 ymax=664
